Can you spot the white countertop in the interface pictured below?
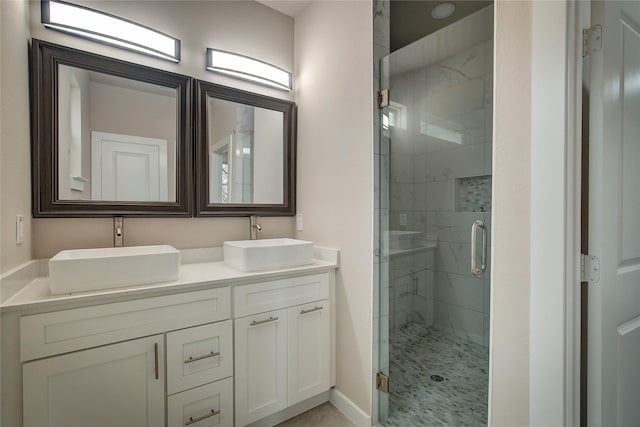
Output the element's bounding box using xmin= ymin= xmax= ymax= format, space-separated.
xmin=1 ymin=246 xmax=339 ymax=313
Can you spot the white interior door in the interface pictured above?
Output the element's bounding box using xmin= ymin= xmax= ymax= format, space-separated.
xmin=588 ymin=1 xmax=640 ymax=425
xmin=91 ymin=131 xmax=168 ymax=201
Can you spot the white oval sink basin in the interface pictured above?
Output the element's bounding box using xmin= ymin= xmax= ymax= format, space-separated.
xmin=49 ymin=245 xmax=180 ymax=295
xmin=223 ymin=238 xmax=313 ymax=272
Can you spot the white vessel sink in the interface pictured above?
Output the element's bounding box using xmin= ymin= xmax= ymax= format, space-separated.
xmin=223 ymin=238 xmax=314 ymax=272
xmin=49 ymin=245 xmax=180 ymax=295
xmin=388 ymin=230 xmax=425 ymax=250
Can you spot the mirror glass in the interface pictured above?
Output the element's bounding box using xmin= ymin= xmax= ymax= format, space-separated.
xmin=31 ymin=39 xmax=192 ymax=217
xmin=195 ymin=80 xmax=296 ymax=217
xmin=207 ymin=96 xmax=283 ymax=204
xmin=57 ymin=65 xmax=178 ymax=202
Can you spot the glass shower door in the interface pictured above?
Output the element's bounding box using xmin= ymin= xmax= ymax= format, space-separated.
xmin=377 ymin=5 xmax=493 ymax=426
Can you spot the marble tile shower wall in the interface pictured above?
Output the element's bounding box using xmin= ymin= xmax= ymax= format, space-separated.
xmin=389 ymin=40 xmax=493 ymax=347
xmin=389 ymin=249 xmax=435 ymax=329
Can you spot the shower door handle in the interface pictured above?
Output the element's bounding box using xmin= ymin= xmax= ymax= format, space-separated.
xmin=471 ymin=220 xmax=487 ymax=277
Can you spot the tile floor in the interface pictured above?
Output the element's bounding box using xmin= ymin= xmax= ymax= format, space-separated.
xmin=276 ymin=402 xmax=355 ymax=427
xmin=382 ymin=323 xmax=489 ymax=426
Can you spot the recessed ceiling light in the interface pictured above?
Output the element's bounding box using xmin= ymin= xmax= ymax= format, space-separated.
xmin=431 ymin=2 xmax=456 ymax=20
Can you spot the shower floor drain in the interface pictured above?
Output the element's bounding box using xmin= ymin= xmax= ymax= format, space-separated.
xmin=430 ymin=374 xmax=445 ymax=382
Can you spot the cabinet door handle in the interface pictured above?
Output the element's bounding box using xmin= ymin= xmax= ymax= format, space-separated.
xmin=154 ymin=342 xmax=159 ymax=380
xmin=185 ymin=409 xmax=220 ymax=426
xmin=250 ymin=316 xmax=279 ymax=326
xmin=184 ymin=351 xmax=220 ymax=364
xmin=300 ymin=306 xmax=323 ymax=315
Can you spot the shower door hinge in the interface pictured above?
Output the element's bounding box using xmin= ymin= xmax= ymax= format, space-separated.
xmin=376 ymin=372 xmax=389 ymax=393
xmin=377 ymin=89 xmax=389 ymax=108
xmin=580 ymin=253 xmax=600 ymax=283
xmin=583 ymin=25 xmax=602 ymax=57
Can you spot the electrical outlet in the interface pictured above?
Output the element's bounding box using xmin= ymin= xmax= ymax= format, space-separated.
xmin=399 ymin=213 xmax=408 ymax=227
xmin=16 ymin=215 xmax=24 ymax=244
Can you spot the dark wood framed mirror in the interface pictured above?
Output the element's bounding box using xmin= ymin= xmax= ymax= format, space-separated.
xmin=195 ymin=80 xmax=296 ymax=216
xmin=30 ymin=39 xmax=192 ymax=217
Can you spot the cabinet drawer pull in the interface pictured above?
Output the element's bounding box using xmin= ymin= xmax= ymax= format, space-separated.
xmin=300 ymin=306 xmax=324 ymax=315
xmin=154 ymin=342 xmax=159 ymax=380
xmin=185 ymin=409 xmax=220 ymax=426
xmin=250 ymin=316 xmax=278 ymax=326
xmin=184 ymin=351 xmax=220 ymax=364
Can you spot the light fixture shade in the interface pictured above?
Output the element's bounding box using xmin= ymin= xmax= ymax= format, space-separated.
xmin=41 ymin=0 xmax=180 ymax=62
xmin=206 ymin=48 xmax=292 ymax=91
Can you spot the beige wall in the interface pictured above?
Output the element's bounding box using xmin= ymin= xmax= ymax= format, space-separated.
xmin=489 ymin=1 xmax=531 ymax=424
xmin=33 ymin=216 xmax=295 ymax=258
xmin=294 ymin=0 xmax=374 ymax=416
xmin=1 ymin=0 xmax=32 ymax=273
xmin=26 ymin=1 xmax=296 ymax=258
xmin=29 ymin=1 xmax=294 ymax=100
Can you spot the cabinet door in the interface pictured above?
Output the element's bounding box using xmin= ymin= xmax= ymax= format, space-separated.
xmin=287 ymin=300 xmax=331 ymax=406
xmin=23 ymin=335 xmax=164 ymax=427
xmin=168 ymin=378 xmax=233 ymax=427
xmin=234 ymin=309 xmax=288 ymax=426
xmin=167 ymin=321 xmax=233 ymax=394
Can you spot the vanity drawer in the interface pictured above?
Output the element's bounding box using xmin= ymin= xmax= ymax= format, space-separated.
xmin=168 ymin=377 xmax=233 ymax=427
xmin=167 ymin=321 xmax=233 ymax=395
xmin=20 ymin=287 xmax=230 ymax=361
xmin=233 ymin=273 xmax=329 ymax=317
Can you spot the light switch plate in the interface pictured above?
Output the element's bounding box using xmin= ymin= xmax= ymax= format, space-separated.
xmin=16 ymin=215 xmax=24 ymax=244
xmin=296 ymin=213 xmax=303 ymax=231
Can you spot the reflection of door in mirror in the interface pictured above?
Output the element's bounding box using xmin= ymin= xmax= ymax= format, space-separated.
xmin=208 ymin=99 xmax=255 ymax=204
xmin=91 ymin=132 xmax=168 ymax=201
xmin=57 ymin=64 xmax=177 ymax=202
xmin=207 ymin=96 xmax=283 ymax=205
xmin=210 ymin=135 xmax=231 ymax=203
xmin=57 ymin=65 xmax=90 ymax=200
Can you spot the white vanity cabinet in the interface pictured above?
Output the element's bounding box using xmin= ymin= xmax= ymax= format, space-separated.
xmin=167 ymin=377 xmax=233 ymax=427
xmin=5 ymin=257 xmax=338 ymax=427
xmin=19 ymin=287 xmax=232 ymax=427
xmin=23 ymin=334 xmax=165 ymax=427
xmin=166 ymin=321 xmax=234 ymax=427
xmin=234 ymin=273 xmax=331 ymax=426
xmin=234 ymin=308 xmax=289 ymax=425
xmin=287 ymin=300 xmax=331 ymax=406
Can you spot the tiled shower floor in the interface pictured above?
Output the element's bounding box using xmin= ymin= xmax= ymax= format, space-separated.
xmin=382 ymin=323 xmax=489 ymax=427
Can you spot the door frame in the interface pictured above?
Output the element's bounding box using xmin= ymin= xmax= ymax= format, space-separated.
xmin=529 ymin=1 xmax=588 ymax=426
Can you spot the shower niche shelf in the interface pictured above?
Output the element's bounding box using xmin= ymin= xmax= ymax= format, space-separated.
xmin=455 ymin=175 xmax=492 ymax=213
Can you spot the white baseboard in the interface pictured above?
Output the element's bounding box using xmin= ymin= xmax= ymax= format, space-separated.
xmin=330 ymin=388 xmax=371 ymax=427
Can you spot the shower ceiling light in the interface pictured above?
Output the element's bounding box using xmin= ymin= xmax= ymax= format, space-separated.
xmin=431 ymin=2 xmax=456 ymax=20
xmin=41 ymin=0 xmax=180 ymax=62
xmin=206 ymin=48 xmax=292 ymax=91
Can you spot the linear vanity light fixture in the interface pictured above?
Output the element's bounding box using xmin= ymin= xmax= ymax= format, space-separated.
xmin=41 ymin=0 xmax=180 ymax=62
xmin=206 ymin=48 xmax=292 ymax=91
